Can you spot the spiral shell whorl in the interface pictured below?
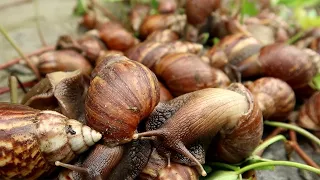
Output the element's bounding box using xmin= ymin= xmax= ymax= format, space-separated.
xmin=36 ymin=111 xmax=102 ymax=164
xmin=245 ymin=77 xmax=296 ymax=120
xmin=85 ymin=54 xmax=160 ymax=145
xmin=298 ymin=92 xmax=320 ymax=131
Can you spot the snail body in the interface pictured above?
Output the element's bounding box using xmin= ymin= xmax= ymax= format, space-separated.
xmin=133 ymin=83 xmax=263 ymax=176
xmin=0 ymin=103 xmax=101 ymax=180
xmin=85 ymin=54 xmax=160 ymax=146
xmin=58 ymin=144 xmax=124 ymax=180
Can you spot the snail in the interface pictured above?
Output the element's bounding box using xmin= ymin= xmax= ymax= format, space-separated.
xmin=139 ymin=14 xmax=186 ymax=38
xmin=244 ymin=77 xmax=296 ymax=121
xmin=298 ymin=92 xmax=320 ymax=131
xmin=36 ymin=49 xmax=93 ymax=76
xmin=154 ymin=52 xmax=230 ymax=96
xmin=85 ymin=54 xmax=160 ymax=146
xmin=139 ymin=149 xmax=199 ymax=180
xmin=125 ymin=41 xmax=203 ymax=70
xmin=206 ymin=33 xmax=262 ymax=69
xmin=0 ymin=103 xmax=101 ymax=180
xmin=238 ymin=44 xmax=319 ymax=90
xmin=133 ymin=83 xmax=263 ymax=176
xmin=186 ymin=0 xmax=220 ymax=26
xmin=98 ymin=21 xmax=139 ymax=52
xmin=129 ymin=4 xmax=151 ymax=32
xmin=77 ymin=33 xmax=106 ymax=62
xmin=57 ymin=145 xmax=124 ymax=180
xmin=145 ymin=29 xmax=179 ymax=43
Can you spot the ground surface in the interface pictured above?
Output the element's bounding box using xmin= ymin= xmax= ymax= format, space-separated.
xmin=0 ymin=1 xmax=319 ymax=179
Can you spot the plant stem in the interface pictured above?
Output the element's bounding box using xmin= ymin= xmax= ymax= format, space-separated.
xmin=209 ymin=162 xmax=240 ymax=171
xmin=235 ymin=161 xmax=320 ymax=175
xmin=33 ymin=0 xmax=47 ymax=46
xmin=0 ymin=45 xmax=54 ymax=70
xmin=0 ymin=81 xmax=36 ymax=95
xmin=252 ymin=135 xmax=287 ymax=155
xmin=0 ymin=24 xmax=41 ymax=80
xmin=288 ymin=141 xmax=320 ymax=168
xmin=9 ymin=76 xmax=18 ymax=104
xmin=288 ymin=130 xmax=320 ymax=168
xmin=287 ymin=31 xmax=305 ymax=44
xmin=264 ymin=121 xmax=320 ymax=147
xmin=0 ymin=0 xmax=32 ymax=11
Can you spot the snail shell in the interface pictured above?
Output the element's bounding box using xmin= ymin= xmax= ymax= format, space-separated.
xmin=37 ymin=49 xmax=92 ymax=76
xmin=134 ymin=83 xmax=263 ymax=176
xmin=0 ymin=103 xmax=101 ymax=180
xmin=154 ymin=53 xmax=230 ymax=96
xmin=298 ymin=92 xmax=320 ymax=131
xmin=125 ymin=41 xmax=203 ymax=70
xmin=85 ymin=54 xmax=160 ymax=146
xmin=244 ymin=77 xmax=296 ymax=121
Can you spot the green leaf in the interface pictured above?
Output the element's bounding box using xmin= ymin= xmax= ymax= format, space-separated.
xmin=241 ymin=0 xmax=259 ymax=16
xmin=213 ymin=37 xmax=220 ymax=46
xmin=198 ymin=33 xmax=210 ymax=45
xmin=205 ymin=170 xmax=239 ymax=180
xmin=310 ymin=73 xmax=320 ymax=90
xmin=276 ymin=0 xmax=320 ymax=8
xmin=294 ymin=7 xmax=320 ymax=30
xmin=151 ymin=0 xmax=159 ymax=10
xmin=204 ymin=165 xmax=213 ymax=174
xmin=74 ymin=0 xmax=87 ymax=16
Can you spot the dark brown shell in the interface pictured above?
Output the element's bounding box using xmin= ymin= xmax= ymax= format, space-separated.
xmin=186 ymin=0 xmax=220 ymax=25
xmin=78 ymin=34 xmax=106 ymax=62
xmin=207 ymin=84 xmax=263 ymax=163
xmin=241 ymin=44 xmax=317 ymax=90
xmin=146 ymin=29 xmax=179 ymax=43
xmin=298 ymin=92 xmax=320 ymax=131
xmin=85 ymin=54 xmax=160 ymax=146
xmin=154 ymin=53 xmax=230 ymax=96
xmin=139 ymin=14 xmax=186 ymax=38
xmin=157 ymin=163 xmax=199 ymax=180
xmin=37 ymin=49 xmax=92 ymax=76
xmin=125 ymin=41 xmax=203 ymax=70
xmin=244 ymin=77 xmax=296 ymax=121
xmin=98 ymin=21 xmax=138 ymax=52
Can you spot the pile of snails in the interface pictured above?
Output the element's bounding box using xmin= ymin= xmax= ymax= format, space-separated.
xmin=1 ymin=0 xmax=320 ymax=179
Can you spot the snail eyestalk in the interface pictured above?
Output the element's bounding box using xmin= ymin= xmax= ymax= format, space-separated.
xmin=55 ymin=161 xmax=89 ymax=174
